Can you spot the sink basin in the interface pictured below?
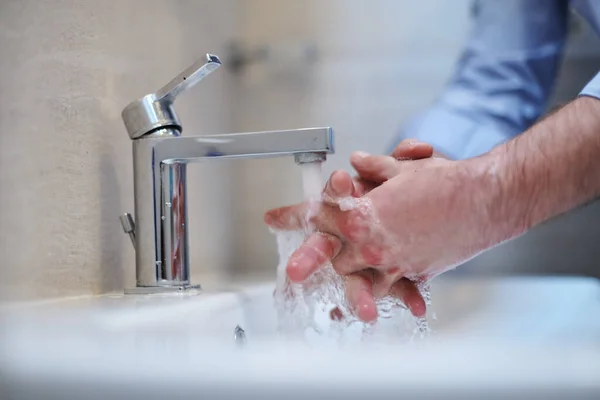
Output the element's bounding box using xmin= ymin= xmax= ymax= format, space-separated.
xmin=1 ymin=276 xmax=599 ymax=399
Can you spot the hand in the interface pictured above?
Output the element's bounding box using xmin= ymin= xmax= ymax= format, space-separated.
xmin=265 ymin=140 xmax=440 ymax=322
xmin=324 ymin=139 xmax=438 ymax=202
xmin=268 ymin=154 xmax=490 ymax=322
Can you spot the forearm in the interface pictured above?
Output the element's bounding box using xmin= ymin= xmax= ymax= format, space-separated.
xmin=478 ymin=96 xmax=600 ymax=242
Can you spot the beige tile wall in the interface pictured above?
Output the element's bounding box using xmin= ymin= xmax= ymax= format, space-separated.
xmin=0 ymin=0 xmax=239 ymax=300
xmin=229 ymin=0 xmax=472 ymax=276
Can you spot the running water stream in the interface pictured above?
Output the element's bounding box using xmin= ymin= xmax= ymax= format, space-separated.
xmin=271 ymin=162 xmax=430 ymax=345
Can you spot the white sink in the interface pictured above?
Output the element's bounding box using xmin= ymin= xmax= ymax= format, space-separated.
xmin=1 ymin=276 xmax=599 ymax=399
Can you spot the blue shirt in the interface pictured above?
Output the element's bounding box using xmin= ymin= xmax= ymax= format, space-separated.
xmin=391 ymin=0 xmax=600 ymax=160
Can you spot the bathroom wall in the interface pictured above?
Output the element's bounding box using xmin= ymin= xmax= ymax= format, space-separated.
xmin=229 ymin=0 xmax=475 ymax=277
xmin=0 ymin=0 xmax=239 ymax=300
xmin=229 ymin=0 xmax=600 ymax=279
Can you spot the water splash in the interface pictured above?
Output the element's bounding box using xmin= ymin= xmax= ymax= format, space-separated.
xmin=271 ymin=162 xmax=431 ymax=345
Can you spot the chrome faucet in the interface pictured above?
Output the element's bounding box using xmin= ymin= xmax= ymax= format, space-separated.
xmin=119 ymin=53 xmax=334 ymax=294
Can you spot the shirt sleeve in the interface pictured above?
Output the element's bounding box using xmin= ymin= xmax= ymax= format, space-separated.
xmin=389 ymin=0 xmax=569 ymax=160
xmin=580 ymin=71 xmax=600 ymax=99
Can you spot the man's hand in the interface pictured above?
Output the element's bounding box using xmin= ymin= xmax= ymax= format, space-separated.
xmin=266 ymin=153 xmax=493 ymax=323
xmin=267 ymin=96 xmax=600 ymax=325
xmin=265 ymin=139 xmax=439 ymax=322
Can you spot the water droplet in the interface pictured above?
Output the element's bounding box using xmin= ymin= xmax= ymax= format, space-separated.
xmin=415 ymin=317 xmax=429 ymax=334
xmin=156 ymin=261 xmax=162 ymax=267
xmin=161 ymin=216 xmax=166 ymax=220
xmin=165 ymin=202 xmax=172 ymax=207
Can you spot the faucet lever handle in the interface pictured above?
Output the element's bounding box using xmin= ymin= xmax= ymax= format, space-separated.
xmin=122 ymin=53 xmax=222 ymax=139
xmin=155 ymin=53 xmax=222 ymax=104
xmin=119 ymin=213 xmax=136 ymax=248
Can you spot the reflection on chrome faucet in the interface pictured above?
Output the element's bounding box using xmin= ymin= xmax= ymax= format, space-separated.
xmin=234 ymin=325 xmax=246 ymax=348
xmin=119 ymin=53 xmax=334 ymax=294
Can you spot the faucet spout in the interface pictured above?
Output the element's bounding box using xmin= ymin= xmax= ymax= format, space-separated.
xmin=154 ymin=127 xmax=334 ymax=164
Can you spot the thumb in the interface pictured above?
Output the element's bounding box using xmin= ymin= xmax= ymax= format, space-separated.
xmin=350 ymin=152 xmax=399 ymax=183
xmin=322 ymin=170 xmax=358 ymax=204
xmin=391 ymin=139 xmax=434 ymax=160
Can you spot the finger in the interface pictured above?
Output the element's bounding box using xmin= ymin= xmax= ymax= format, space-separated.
xmin=390 ymin=139 xmax=434 ymax=160
xmin=287 ymin=232 xmax=342 ymax=282
xmin=265 ymin=200 xmax=346 ymax=233
xmin=264 ymin=203 xmax=309 ymax=230
xmin=370 ymin=268 xmax=391 ymax=299
xmin=345 ymin=272 xmax=378 ymax=323
xmin=351 ymin=177 xmax=377 ymax=197
xmin=389 ymin=278 xmax=427 ymax=318
xmin=350 ymin=152 xmax=399 ymax=183
xmin=331 ymin=246 xmax=363 ymax=275
xmin=322 ymin=170 xmax=356 ymax=204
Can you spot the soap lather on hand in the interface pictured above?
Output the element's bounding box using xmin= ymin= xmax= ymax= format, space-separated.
xmin=265 ymin=139 xmax=452 ymax=322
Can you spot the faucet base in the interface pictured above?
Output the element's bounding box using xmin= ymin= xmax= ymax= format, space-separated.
xmin=124 ymin=284 xmax=201 ymax=295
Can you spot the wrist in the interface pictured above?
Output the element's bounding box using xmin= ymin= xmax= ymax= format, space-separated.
xmin=462 ymin=149 xmax=528 ymax=248
xmin=474 ymin=96 xmax=600 ymax=244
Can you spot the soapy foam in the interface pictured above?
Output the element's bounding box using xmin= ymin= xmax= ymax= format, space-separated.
xmin=272 ymin=163 xmax=431 ymax=345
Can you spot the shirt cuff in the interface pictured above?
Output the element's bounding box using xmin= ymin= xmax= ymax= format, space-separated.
xmin=579 ymin=71 xmax=600 ymax=100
